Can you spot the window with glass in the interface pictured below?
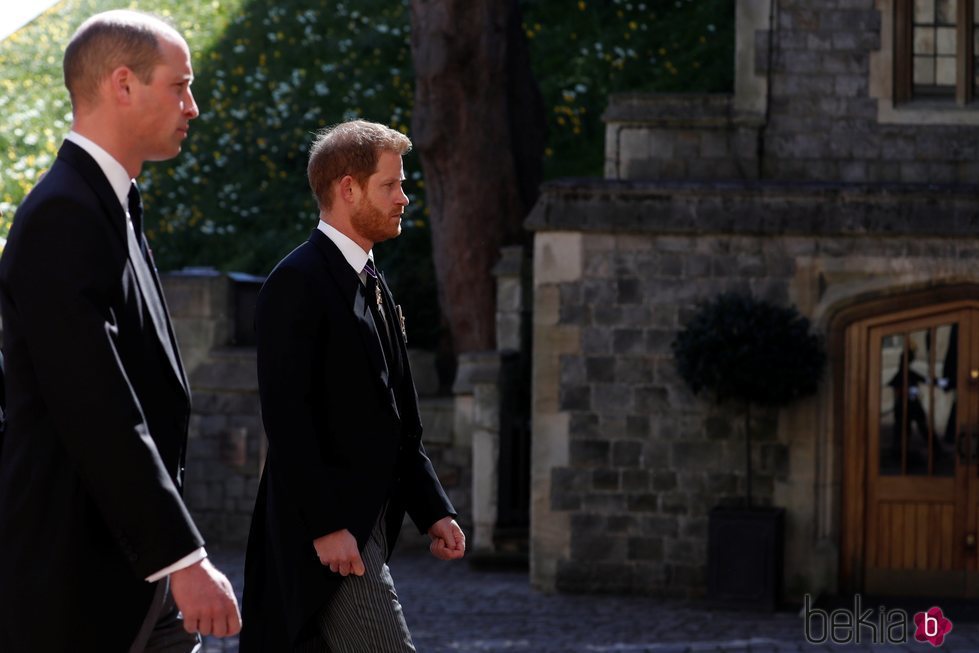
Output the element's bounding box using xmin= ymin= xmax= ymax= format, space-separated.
xmin=879 ymin=324 xmax=958 ymax=477
xmin=896 ymin=0 xmax=977 ymax=104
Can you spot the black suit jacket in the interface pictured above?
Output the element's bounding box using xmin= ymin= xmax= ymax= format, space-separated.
xmin=240 ymin=229 xmax=455 ymax=651
xmin=0 ymin=141 xmax=204 ymax=652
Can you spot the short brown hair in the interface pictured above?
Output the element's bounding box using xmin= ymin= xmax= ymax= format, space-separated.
xmin=64 ymin=10 xmax=176 ymax=107
xmin=307 ymin=120 xmax=412 ymax=211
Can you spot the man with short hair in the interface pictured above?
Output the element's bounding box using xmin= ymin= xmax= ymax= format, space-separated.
xmin=0 ymin=11 xmax=241 ymax=652
xmin=240 ymin=120 xmax=465 ymax=652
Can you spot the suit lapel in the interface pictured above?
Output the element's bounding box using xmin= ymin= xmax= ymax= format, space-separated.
xmin=379 ymin=271 xmax=422 ymax=434
xmin=141 ymin=238 xmax=191 ymax=396
xmin=309 ymin=230 xmax=400 ymax=420
xmin=58 ymin=142 xmax=190 ymax=399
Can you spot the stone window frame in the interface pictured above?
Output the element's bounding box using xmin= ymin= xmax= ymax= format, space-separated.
xmin=871 ymin=0 xmax=979 ymax=124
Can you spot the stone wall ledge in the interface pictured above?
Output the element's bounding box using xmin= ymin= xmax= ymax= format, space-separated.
xmin=602 ymin=92 xmax=764 ymax=128
xmin=525 ymin=178 xmax=979 ymax=236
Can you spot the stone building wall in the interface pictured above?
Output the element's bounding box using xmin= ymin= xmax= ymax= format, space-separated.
xmin=163 ymin=272 xmax=263 ymax=547
xmin=760 ymin=0 xmax=979 ymax=183
xmin=534 ymin=230 xmax=791 ymax=596
xmin=184 ymin=348 xmax=264 ymax=546
xmin=527 ymin=183 xmax=979 ymax=597
xmin=603 ymin=94 xmax=761 ymax=181
xmin=525 ymin=0 xmax=979 ymax=597
xmin=609 ymin=1 xmax=979 ymax=186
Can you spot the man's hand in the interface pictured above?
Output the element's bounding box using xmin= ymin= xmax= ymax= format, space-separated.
xmin=169 ymin=558 xmax=241 ymax=637
xmin=428 ymin=517 xmax=465 ymax=560
xmin=313 ymin=529 xmax=365 ymax=576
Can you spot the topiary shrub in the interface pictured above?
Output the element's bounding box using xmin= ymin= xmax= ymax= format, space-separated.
xmin=672 ymin=292 xmax=826 ymax=507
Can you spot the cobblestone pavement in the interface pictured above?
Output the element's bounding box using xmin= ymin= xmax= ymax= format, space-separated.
xmin=201 ymin=543 xmax=979 ymax=653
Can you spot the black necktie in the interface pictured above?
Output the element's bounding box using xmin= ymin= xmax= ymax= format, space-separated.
xmin=127 ymin=183 xmax=148 ymax=259
xmin=126 ymin=183 xmax=180 ymax=376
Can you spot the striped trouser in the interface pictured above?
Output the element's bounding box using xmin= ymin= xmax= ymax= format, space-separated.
xmin=313 ymin=514 xmax=416 ymax=653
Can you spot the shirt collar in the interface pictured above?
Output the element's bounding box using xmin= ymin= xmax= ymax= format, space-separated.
xmin=317 ymin=221 xmax=374 ymax=277
xmin=65 ymin=131 xmax=133 ymax=211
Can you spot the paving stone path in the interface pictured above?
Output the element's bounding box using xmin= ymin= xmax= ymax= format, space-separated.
xmin=200 ymin=544 xmax=979 ymax=652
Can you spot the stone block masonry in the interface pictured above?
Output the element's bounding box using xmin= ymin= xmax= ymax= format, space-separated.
xmin=526 ymin=179 xmax=979 ymax=598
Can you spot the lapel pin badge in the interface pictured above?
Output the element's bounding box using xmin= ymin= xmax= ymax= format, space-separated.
xmin=396 ymin=305 xmax=407 ymax=343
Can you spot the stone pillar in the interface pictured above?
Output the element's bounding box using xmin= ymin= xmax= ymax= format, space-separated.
xmin=411 ymin=349 xmax=468 ymax=531
xmin=734 ymin=0 xmax=772 ymax=120
xmin=468 ymin=354 xmax=501 ymax=554
xmin=530 ymin=231 xmax=582 ymax=591
xmin=466 ymin=245 xmax=533 ymax=558
xmin=453 ymin=351 xmax=499 ymax=548
xmin=494 ymin=245 xmax=528 ymax=354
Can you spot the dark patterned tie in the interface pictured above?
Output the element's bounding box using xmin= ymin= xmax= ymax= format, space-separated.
xmin=363 ymin=260 xmax=398 ymax=376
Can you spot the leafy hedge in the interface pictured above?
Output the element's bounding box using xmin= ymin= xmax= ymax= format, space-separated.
xmin=0 ymin=0 xmax=733 ymax=348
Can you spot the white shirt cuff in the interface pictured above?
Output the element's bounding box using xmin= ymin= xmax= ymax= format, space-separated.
xmin=145 ymin=547 xmax=207 ymax=583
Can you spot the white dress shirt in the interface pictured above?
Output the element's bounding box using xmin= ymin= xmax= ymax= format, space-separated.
xmin=317 ymin=220 xmax=375 ymax=282
xmin=64 ymin=131 xmax=207 ymax=582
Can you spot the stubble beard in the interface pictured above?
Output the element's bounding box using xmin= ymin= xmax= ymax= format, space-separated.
xmin=351 ymin=195 xmax=401 ymax=245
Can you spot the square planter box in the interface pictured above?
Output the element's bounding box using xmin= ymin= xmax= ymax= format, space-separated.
xmin=707 ymin=505 xmax=784 ymax=611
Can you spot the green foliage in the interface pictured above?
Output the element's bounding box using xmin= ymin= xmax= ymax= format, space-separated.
xmin=672 ymin=293 xmax=826 ymax=408
xmin=0 ymin=0 xmax=243 ymax=234
xmin=140 ymin=0 xmax=420 ymax=277
xmin=522 ymin=0 xmax=735 ymax=178
xmin=138 ymin=0 xmax=444 ymax=345
xmin=1 ymin=0 xmax=735 ymax=349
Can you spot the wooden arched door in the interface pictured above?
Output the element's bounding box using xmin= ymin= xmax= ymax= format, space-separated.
xmin=845 ymin=301 xmax=979 ymax=596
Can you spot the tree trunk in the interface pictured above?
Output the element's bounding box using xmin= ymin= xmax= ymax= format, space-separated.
xmin=410 ymin=0 xmax=546 ymax=354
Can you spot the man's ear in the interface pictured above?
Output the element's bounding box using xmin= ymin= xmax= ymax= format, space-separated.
xmin=108 ymin=66 xmax=135 ymax=105
xmin=337 ymin=175 xmax=358 ymax=204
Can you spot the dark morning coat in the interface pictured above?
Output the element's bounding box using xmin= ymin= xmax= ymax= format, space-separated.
xmin=239 ymin=229 xmax=455 ymax=651
xmin=0 ymin=141 xmax=204 ymax=652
